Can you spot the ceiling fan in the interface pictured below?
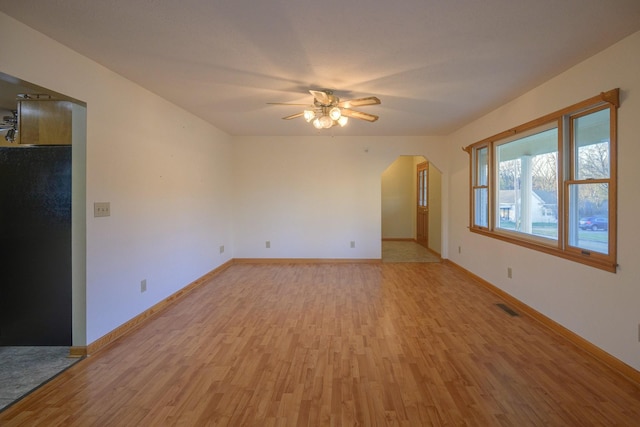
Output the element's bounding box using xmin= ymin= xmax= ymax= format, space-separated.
xmin=269 ymin=90 xmax=381 ymax=129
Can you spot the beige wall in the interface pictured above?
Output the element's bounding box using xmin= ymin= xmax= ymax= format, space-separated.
xmin=381 ymin=156 xmax=418 ymax=239
xmin=446 ymin=30 xmax=640 ymax=371
xmin=428 ymin=164 xmax=442 ymax=255
xmin=0 ymin=12 xmax=234 ymax=345
xmin=231 ymin=137 xmax=448 ymax=259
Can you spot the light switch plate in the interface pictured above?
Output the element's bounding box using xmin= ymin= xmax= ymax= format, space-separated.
xmin=94 ymin=202 xmax=110 ymax=217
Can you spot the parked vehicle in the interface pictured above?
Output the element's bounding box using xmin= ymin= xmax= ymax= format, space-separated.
xmin=579 ymin=216 xmax=608 ymax=231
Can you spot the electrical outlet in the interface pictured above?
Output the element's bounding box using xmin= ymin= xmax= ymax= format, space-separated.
xmin=94 ymin=202 xmax=110 ymax=217
xmin=458 ymin=246 xmax=461 ymax=254
xmin=141 ymin=279 xmax=147 ymax=293
xmin=638 ymin=323 xmax=640 ymax=342
xmin=507 ymin=267 xmax=513 ymax=279
xmin=350 ymin=241 xmax=356 ymax=248
xmin=219 ymin=245 xmax=224 ymax=254
xmin=265 ymin=241 xmax=271 ymax=249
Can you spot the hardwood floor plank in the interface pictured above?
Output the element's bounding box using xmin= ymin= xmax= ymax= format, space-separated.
xmin=2 ymin=262 xmax=640 ymax=426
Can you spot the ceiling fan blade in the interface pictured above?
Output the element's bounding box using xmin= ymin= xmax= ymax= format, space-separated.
xmin=340 ymin=109 xmax=379 ymax=122
xmin=267 ymin=102 xmax=312 ymax=106
xmin=338 ymin=96 xmax=381 ymax=108
xmin=282 ymin=112 xmax=305 ymax=120
xmin=267 ymin=102 xmax=314 ymax=108
xmin=309 ymin=90 xmax=332 ymax=105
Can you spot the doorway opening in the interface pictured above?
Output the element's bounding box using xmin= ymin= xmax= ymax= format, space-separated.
xmin=0 ymin=72 xmax=86 ymax=409
xmin=381 ymin=155 xmax=442 ymax=262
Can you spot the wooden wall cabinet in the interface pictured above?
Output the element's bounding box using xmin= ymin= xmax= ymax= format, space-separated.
xmin=18 ymin=100 xmax=72 ymax=145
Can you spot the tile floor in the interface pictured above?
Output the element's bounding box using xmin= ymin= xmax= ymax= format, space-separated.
xmin=381 ymin=240 xmax=441 ymax=263
xmin=0 ymin=346 xmax=79 ymax=411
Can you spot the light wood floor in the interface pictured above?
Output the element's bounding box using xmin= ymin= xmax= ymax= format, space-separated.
xmin=2 ymin=263 xmax=640 ymax=426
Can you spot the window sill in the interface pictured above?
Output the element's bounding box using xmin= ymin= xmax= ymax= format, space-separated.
xmin=469 ymin=227 xmax=617 ymax=273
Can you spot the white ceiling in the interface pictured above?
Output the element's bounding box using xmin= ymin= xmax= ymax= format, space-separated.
xmin=1 ymin=0 xmax=639 ymax=136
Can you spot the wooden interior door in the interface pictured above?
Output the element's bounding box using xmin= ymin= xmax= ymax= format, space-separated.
xmin=417 ymin=161 xmax=429 ymax=248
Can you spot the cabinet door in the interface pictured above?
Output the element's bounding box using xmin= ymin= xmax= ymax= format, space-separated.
xmin=19 ymin=100 xmax=72 ymax=145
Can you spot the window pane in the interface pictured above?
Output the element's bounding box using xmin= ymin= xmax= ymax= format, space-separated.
xmin=496 ymin=128 xmax=558 ymax=240
xmin=568 ymin=183 xmax=609 ymax=254
xmin=423 ymin=181 xmax=427 ymax=207
xmin=421 ymin=170 xmax=427 ymax=207
xmin=474 ymin=187 xmax=488 ymax=228
xmin=477 ymin=147 xmax=488 ymax=186
xmin=575 ymin=108 xmax=610 ymax=180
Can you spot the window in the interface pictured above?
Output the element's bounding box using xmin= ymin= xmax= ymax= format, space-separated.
xmin=466 ymin=89 xmax=618 ymax=272
xmin=495 ymin=124 xmax=558 ymax=242
xmin=418 ymin=164 xmax=428 ymax=208
xmin=472 ymin=146 xmax=489 ymax=228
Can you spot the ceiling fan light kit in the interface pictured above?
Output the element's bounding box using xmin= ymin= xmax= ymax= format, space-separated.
xmin=270 ymin=90 xmax=380 ymax=130
xmin=308 ymin=106 xmax=348 ymax=129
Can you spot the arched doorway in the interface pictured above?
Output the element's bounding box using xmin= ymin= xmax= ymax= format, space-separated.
xmin=381 ymin=155 xmax=442 ymax=259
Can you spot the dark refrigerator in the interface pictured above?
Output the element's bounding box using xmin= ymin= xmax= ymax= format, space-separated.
xmin=0 ymin=145 xmax=72 ymax=345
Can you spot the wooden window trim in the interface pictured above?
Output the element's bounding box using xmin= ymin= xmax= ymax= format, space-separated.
xmin=465 ymin=89 xmax=619 ymax=273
